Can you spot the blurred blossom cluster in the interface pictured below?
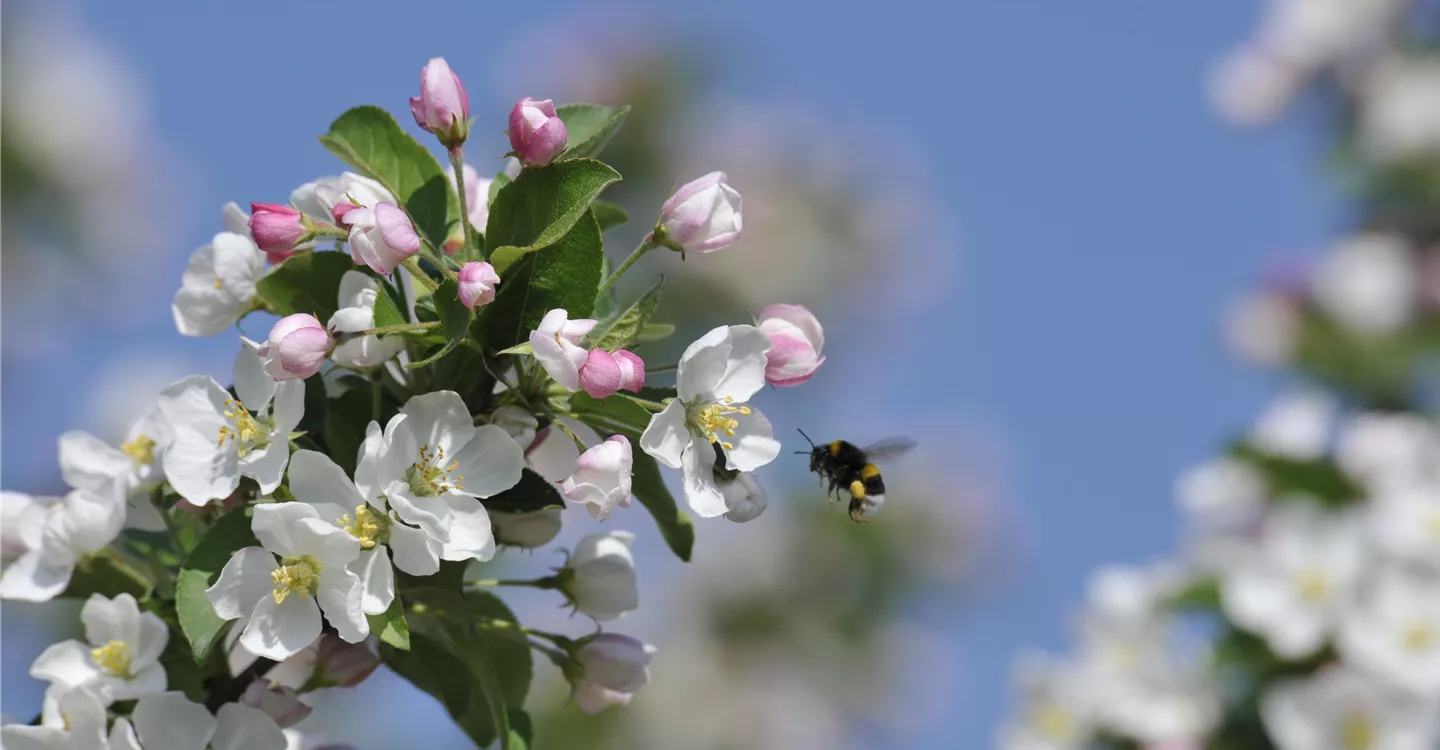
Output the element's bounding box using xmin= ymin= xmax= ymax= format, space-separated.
xmin=1005 ymin=6 xmax=1440 ymax=749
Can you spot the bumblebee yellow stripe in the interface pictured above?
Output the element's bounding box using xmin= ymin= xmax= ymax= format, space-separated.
xmin=860 ymin=464 xmax=880 ymax=479
xmin=849 ymin=479 xmax=866 ymax=499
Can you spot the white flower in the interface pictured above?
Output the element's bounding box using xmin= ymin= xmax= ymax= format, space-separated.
xmin=1260 ymin=666 xmax=1440 ymax=750
xmin=1249 ymin=388 xmax=1337 ymax=461
xmin=1311 ymin=233 xmax=1416 ymax=337
xmin=1219 ymin=504 xmax=1366 ymax=658
xmin=29 ymin=593 xmax=168 ymax=704
xmin=1209 ymin=46 xmax=1300 ymax=127
xmin=1370 ymin=479 xmax=1440 ymax=569
xmin=57 ymin=402 xmax=172 ymax=532
xmin=158 ymin=341 xmax=304 ymax=504
xmin=1336 ymin=412 xmax=1440 ymax=492
xmin=172 ymin=231 xmax=265 ymax=337
xmin=0 ymin=483 xmax=126 ymax=602
xmin=327 ymin=271 xmax=405 ymax=369
xmin=490 ymin=405 xmax=539 ymax=452
xmin=525 ymin=418 xmax=600 ymax=482
xmin=1175 ymin=458 xmax=1266 ymax=532
xmin=1359 ymin=58 xmax=1440 ymax=162
xmin=1339 ymin=566 xmax=1440 ymax=697
xmin=528 ymin=309 xmax=597 ymax=391
xmin=492 ymin=509 xmax=563 ymax=548
xmin=1 ymin=686 xmax=125 ymax=750
xmin=999 ymin=653 xmax=1094 ymax=750
xmin=123 ymin=692 xmax=287 ymax=750
xmin=2 ymin=491 xmax=51 ymax=563
xmin=352 ymin=391 xmax=525 ymax=575
xmin=639 ymin=325 xmax=781 ymax=517
xmin=561 ymin=435 xmax=633 ymax=521
xmin=561 ymin=531 xmax=639 ymax=621
xmin=286 ymin=449 xmax=397 ymax=612
xmin=721 ymin=472 xmax=769 ymax=523
xmin=223 ymin=201 xmax=252 ymax=238
xmin=205 ymin=503 xmax=365 ymax=661
xmin=573 ymin=633 xmax=657 ymax=715
xmin=293 ymin=172 xmax=395 ymax=220
xmin=1222 ymin=288 xmax=1301 ymax=366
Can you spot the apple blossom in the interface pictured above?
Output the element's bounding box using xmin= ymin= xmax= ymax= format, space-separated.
xmin=578 ymin=349 xmax=622 ymax=399
xmin=457 ymin=261 xmax=499 ymax=308
xmin=614 ymin=350 xmax=645 ymax=392
xmin=286 ymin=449 xmax=398 ymax=609
xmin=1260 ymin=667 xmax=1440 ymax=750
xmin=1335 ymin=412 xmax=1440 ymax=492
xmin=561 ymin=435 xmax=634 ymax=522
xmin=720 ymin=471 xmax=769 ymax=523
xmin=223 ymin=201 xmax=252 ymax=238
xmin=342 ymin=202 xmax=420 ymax=275
xmin=241 ymin=680 xmax=312 ymax=728
xmin=258 ymin=314 xmax=333 ymax=381
xmin=508 ymin=97 xmax=567 ymax=166
xmin=490 ymin=405 xmax=539 ymax=453
xmin=57 ymin=401 xmax=172 ymax=531
xmin=1338 ymin=565 xmax=1440 ymax=696
xmin=313 ymin=634 xmax=381 ymax=688
xmin=1 ymin=686 xmax=112 ymax=749
xmin=561 ymin=530 xmax=639 ymax=620
xmin=328 ymin=271 xmax=406 ymax=369
xmin=572 ymin=633 xmax=656 ymax=715
xmin=492 ymin=509 xmax=563 ymax=549
xmin=639 ymin=325 xmax=781 ymax=517
xmin=409 ymin=57 xmax=468 ymax=148
xmin=757 ymin=303 xmax=824 ymax=386
xmin=205 ymin=503 xmax=365 ymax=660
xmin=172 ymin=231 xmax=264 ymax=337
xmin=248 ymin=203 xmax=306 ymax=263
xmin=652 ymin=171 xmax=743 ymax=254
xmin=525 ymin=418 xmax=600 ymax=482
xmin=30 ymin=593 xmax=169 ymax=703
xmin=128 ymin=692 xmax=288 ymax=750
xmin=0 ymin=482 xmax=126 ymax=601
xmin=529 ymin=309 xmax=598 ymax=391
xmin=1311 ymin=233 xmax=1416 ymax=337
xmin=999 ymin=653 xmax=1096 ymax=750
xmin=446 ymin=162 xmax=494 ymax=233
xmin=1173 ymin=457 xmax=1266 ymax=532
xmin=1369 ymin=479 xmax=1440 ymax=568
xmin=1 ymin=490 xmax=50 ymax=562
xmin=292 ymin=172 xmax=395 ymax=223
xmin=1248 ymin=388 xmax=1337 ymax=461
xmin=159 ymin=341 xmax=304 ymax=504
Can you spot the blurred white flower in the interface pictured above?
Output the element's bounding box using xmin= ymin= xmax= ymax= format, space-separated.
xmin=999 ymin=653 xmax=1095 ymax=750
xmin=1222 ymin=288 xmax=1302 ymax=366
xmin=1 ymin=491 xmax=51 ymax=563
xmin=492 ymin=509 xmax=563 ymax=548
xmin=1249 ymin=389 xmax=1337 ymax=460
xmin=1339 ymin=565 xmax=1440 ymax=696
xmin=1257 ymin=0 xmax=1407 ymax=71
xmin=561 ymin=530 xmax=640 ymax=621
xmin=0 ymin=482 xmax=126 ymax=602
xmin=128 ymin=691 xmax=287 ymax=750
xmin=1209 ymin=47 xmax=1301 ymax=126
xmin=1261 ymin=666 xmax=1440 ymax=750
xmin=573 ymin=633 xmax=657 ymax=714
xmin=1 ymin=686 xmax=117 ymax=749
xmin=1359 ymin=57 xmax=1440 ymax=161
xmin=1335 ymin=412 xmax=1440 ymax=492
xmin=1220 ymin=503 xmax=1366 ymax=658
xmin=171 ymin=232 xmax=265 ymax=338
xmin=1175 ymin=458 xmax=1267 ymax=531
xmin=30 ymin=593 xmax=168 ymax=704
xmin=1369 ymin=479 xmax=1440 ymax=569
xmin=1311 ymin=233 xmax=1416 ymax=337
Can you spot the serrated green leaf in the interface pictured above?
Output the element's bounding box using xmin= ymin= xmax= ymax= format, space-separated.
xmin=319 ymin=106 xmax=458 ymax=248
xmin=592 ymin=277 xmax=663 ymax=351
xmin=484 ymin=469 xmax=566 ymax=514
xmin=482 ymin=211 xmax=605 ymax=351
xmin=592 ymin=200 xmax=629 ymax=232
xmin=367 ymin=586 xmax=410 ymax=651
xmin=485 ymin=160 xmax=621 ymax=273
xmin=372 ymin=277 xmax=408 ymax=329
xmin=405 ymin=279 xmax=471 ymax=369
xmin=631 ymin=448 xmax=695 ymax=562
xmin=255 ymin=252 xmax=356 ymax=321
xmin=177 ymin=510 xmax=257 ymax=663
xmin=556 ymin=104 xmax=630 ymax=161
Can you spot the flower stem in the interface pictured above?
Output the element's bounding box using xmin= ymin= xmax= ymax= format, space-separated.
xmin=597 ymin=238 xmax=656 ymax=295
xmin=553 ymin=419 xmax=589 ymax=451
xmin=449 ymin=149 xmax=477 ymax=263
xmin=371 ymin=372 xmax=383 ymax=421
xmin=153 ymin=487 xmax=188 ymax=555
xmin=646 ymin=363 xmax=677 ymax=373
xmin=355 ymin=320 xmax=441 ymax=336
xmin=620 ymin=394 xmax=668 ymax=412
xmin=468 ymin=576 xmax=561 ymax=590
xmin=403 ymin=258 xmax=440 ymax=292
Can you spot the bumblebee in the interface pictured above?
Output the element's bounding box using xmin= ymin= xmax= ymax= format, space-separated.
xmin=797 ymin=430 xmax=916 ymax=523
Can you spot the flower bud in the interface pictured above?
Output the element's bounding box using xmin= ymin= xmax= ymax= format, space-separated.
xmin=508 ymin=97 xmax=567 ymax=167
xmin=315 ymin=634 xmax=381 ymax=688
xmin=573 ymin=633 xmax=656 ymax=714
xmin=614 ymin=350 xmax=645 ymax=392
xmin=528 ymin=309 xmax=597 ymax=391
xmin=561 ymin=530 xmax=638 ymax=620
xmin=344 ymin=202 xmax=420 ymax=275
xmin=458 ymin=261 xmax=500 ymax=309
xmin=578 ymin=349 xmax=623 ymax=399
xmin=240 ymin=680 xmax=312 ymax=728
xmin=561 ymin=435 xmax=633 ymax=521
xmin=258 ymin=314 xmax=333 ymax=381
xmin=408 ymin=57 xmax=469 ymax=148
xmin=492 ymin=509 xmax=563 ymax=549
xmin=248 ymin=203 xmax=307 ymax=263
xmin=330 ymin=201 xmax=359 ymax=229
xmin=652 ymin=172 xmax=742 ymax=254
xmin=721 ymin=472 xmax=769 ymax=523
xmin=757 ymin=304 xmax=824 ymax=386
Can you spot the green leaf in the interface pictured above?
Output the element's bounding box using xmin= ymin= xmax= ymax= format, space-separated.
xmin=506 ymin=710 xmax=533 ymax=750
xmin=62 ymin=554 xmax=152 ymax=600
xmin=556 ymin=104 xmax=631 ymax=161
xmin=593 ymin=255 xmax=618 ymax=322
xmin=382 ymin=631 xmax=471 ymax=716
xmin=405 ymin=279 xmax=471 ymax=369
xmin=298 ymin=374 xmax=327 ymax=444
xmin=592 ymin=277 xmax=663 ymax=351
xmin=631 ymin=448 xmax=696 ymax=562
xmin=319 ymin=106 xmax=459 ymax=248
xmin=488 ymin=173 xmax=511 ymax=205
xmin=485 ymin=159 xmax=621 ymax=273
xmin=568 ymin=392 xmax=655 ymax=437
xmin=371 ymin=277 xmax=408 ymax=329
xmin=323 ymin=387 xmax=373 ymax=475
xmin=177 ymin=509 xmax=257 ymax=663
xmin=496 ymin=342 xmax=532 ymax=356
xmin=591 ymin=200 xmax=629 ymax=232
xmin=255 ymin=251 xmax=356 ymax=321
xmin=482 ymin=211 xmax=606 ymax=351
xmin=484 ymin=469 xmax=566 ymax=514
xmin=636 ymin=322 xmax=676 ymax=343
xmin=367 ymin=586 xmax=411 ymax=651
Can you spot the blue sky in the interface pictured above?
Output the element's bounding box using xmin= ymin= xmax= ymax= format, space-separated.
xmin=1 ymin=1 xmax=1338 ymax=746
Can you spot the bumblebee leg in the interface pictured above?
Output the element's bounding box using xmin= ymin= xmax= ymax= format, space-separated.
xmin=848 ymin=501 xmax=867 ymax=524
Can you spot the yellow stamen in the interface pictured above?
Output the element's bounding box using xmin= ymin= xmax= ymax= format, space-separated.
xmin=694 ymin=401 xmax=745 ymax=447
xmin=1341 ymin=713 xmax=1376 ymax=750
xmin=216 ymin=399 xmax=266 ymax=457
xmin=337 ymin=504 xmax=386 ymax=549
xmin=406 ymin=444 xmax=465 ymax=496
xmin=1294 ymin=568 xmax=1330 ymax=603
xmin=212 ymin=278 xmax=224 ymax=289
xmin=270 ymin=556 xmax=321 ymax=603
xmin=120 ymin=434 xmax=157 ymax=466
xmin=90 ymin=640 xmax=133 ymax=678
xmin=1032 ymin=704 xmax=1072 ymax=741
xmin=1402 ymin=622 xmax=1435 ymax=653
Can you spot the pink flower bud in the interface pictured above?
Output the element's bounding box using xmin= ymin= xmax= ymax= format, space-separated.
xmin=562 ymin=435 xmax=633 ymax=521
xmin=240 ymin=680 xmax=312 ymax=728
xmin=248 ymin=203 xmax=306 ymax=263
xmin=613 ymin=350 xmax=645 ymax=392
xmin=315 ymin=634 xmax=381 ymax=688
xmin=344 ymin=202 xmax=420 ymax=275
xmin=529 ymin=309 xmax=598 ymax=391
xmin=653 ymin=172 xmax=743 ymax=253
xmin=330 ymin=201 xmax=359 ymax=229
xmin=508 ymin=97 xmax=567 ymax=167
xmin=579 ymin=349 xmax=623 ymax=399
xmin=458 ymin=261 xmax=500 ymax=309
xmin=757 ymin=303 xmax=824 ymax=386
xmin=408 ymin=57 xmax=469 ymax=148
xmin=258 ymin=313 xmax=333 ymax=381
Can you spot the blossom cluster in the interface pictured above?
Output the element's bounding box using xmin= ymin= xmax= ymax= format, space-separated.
xmin=2 ymin=56 xmax=832 ymax=749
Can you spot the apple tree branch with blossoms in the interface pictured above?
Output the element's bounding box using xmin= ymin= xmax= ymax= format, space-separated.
xmin=0 ymin=56 xmax=828 ymax=750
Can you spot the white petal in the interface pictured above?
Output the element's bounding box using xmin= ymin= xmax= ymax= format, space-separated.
xmin=706 ymin=325 xmax=771 ymax=403
xmin=1 ymin=549 xmax=74 ymax=601
xmin=212 ymin=232 xmax=264 ymax=299
xmin=81 ymin=593 xmax=142 ymax=654
xmin=317 ymin=569 xmax=368 ymax=643
xmin=251 ymin=504 xmax=316 ymax=558
xmin=336 ymin=271 xmax=378 ymax=311
xmin=285 ymin=452 xmax=361 ymax=515
xmin=157 ymin=375 xmax=230 ymax=435
xmin=133 ymin=611 xmax=170 ymax=670
xmin=327 ymin=306 xmax=374 ymax=335
xmin=240 ymin=595 xmax=322 ymax=661
xmin=724 ymin=407 xmax=781 ymax=472
xmin=439 ymin=495 xmax=495 ymax=562
xmin=1 ymin=725 xmax=72 ymax=750
xmin=639 ymin=401 xmax=688 ymax=469
xmin=450 ymin=424 xmax=524 ymax=498
xmin=223 ymin=201 xmax=252 ymax=237
xmin=388 ymin=523 xmax=441 ymax=576
xmin=398 ymin=391 xmax=475 ymax=458
xmin=530 ymin=331 xmax=583 ymax=391
xmin=676 ymin=325 xmax=733 ymax=402
xmin=205 ymin=547 xmax=279 ymax=621
xmin=58 ymin=687 xmax=109 ymax=747
xmin=133 ymin=692 xmax=218 ymax=750
xmin=269 ymin=381 xmax=306 ymax=435
xmin=356 ymin=546 xmax=395 ymax=615
xmin=234 ymin=340 xmax=277 ymax=409
xmin=353 ymin=421 xmax=386 ymax=502
xmin=58 ymin=431 xmax=134 ymax=494
xmin=212 ymin=703 xmax=287 ymax=750
xmin=164 ymin=437 xmax=239 ymax=506
xmin=108 ymin=717 xmax=143 ymax=750
xmin=107 ymin=662 xmax=166 ymax=702
xmin=525 ymin=425 xmax=581 ymax=482
xmin=173 ymin=285 xmax=244 ymax=337
xmin=385 ymin=482 xmax=452 ymax=540
xmin=239 ymin=443 xmax=290 ymax=495
xmin=291 ymin=517 xmax=360 ymax=568
xmin=682 ymin=440 xmax=729 ymax=518
xmin=29 ymin=640 xmax=101 ymax=688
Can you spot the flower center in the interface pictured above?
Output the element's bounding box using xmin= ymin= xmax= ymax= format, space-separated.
xmin=1293 ymin=568 xmax=1330 ymax=603
xmin=91 ymin=640 xmax=133 ymax=678
xmin=406 ymin=444 xmax=464 ymax=496
xmin=271 ymin=555 xmax=321 ymax=603
xmin=1341 ymin=713 xmax=1376 ymax=750
xmin=1031 ymin=703 xmax=1072 ymax=741
xmin=217 ymin=399 xmax=268 ymax=457
xmin=120 ymin=434 xmax=158 ymax=466
xmin=1402 ymin=621 xmax=1435 ymax=653
xmin=1426 ymin=509 xmax=1440 ymax=542
xmin=689 ymin=396 xmax=750 ymax=451
xmin=337 ymin=504 xmax=390 ymax=549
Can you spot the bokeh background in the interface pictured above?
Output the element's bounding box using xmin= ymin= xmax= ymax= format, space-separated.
xmin=0 ymin=2 xmax=1355 ymax=747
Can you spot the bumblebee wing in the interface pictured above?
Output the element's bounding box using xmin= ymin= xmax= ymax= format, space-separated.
xmin=861 ymin=437 xmax=917 ymax=463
